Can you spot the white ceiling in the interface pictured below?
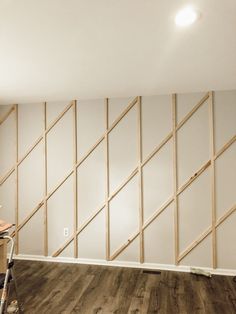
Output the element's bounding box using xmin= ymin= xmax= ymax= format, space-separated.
xmin=0 ymin=0 xmax=236 ymax=104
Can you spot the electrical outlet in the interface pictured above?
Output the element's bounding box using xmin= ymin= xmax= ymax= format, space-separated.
xmin=63 ymin=227 xmax=69 ymax=237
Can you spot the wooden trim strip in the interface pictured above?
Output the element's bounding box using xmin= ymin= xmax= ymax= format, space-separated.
xmin=108 ymin=97 xmax=138 ymax=133
xmin=46 ymin=101 xmax=73 ymax=134
xmin=0 ymin=105 xmax=15 ymax=125
xmin=18 ymin=136 xmax=43 ymax=166
xmin=110 ymin=231 xmax=139 ymax=261
xmin=172 ymin=94 xmax=179 ymax=265
xmin=18 ymin=201 xmax=45 ymax=231
xmin=76 ymin=135 xmax=105 ymax=168
xmin=143 ymin=197 xmax=174 ymax=231
xmin=178 ymin=226 xmax=212 ymax=262
xmin=76 ymin=205 xmax=105 ymax=237
xmin=52 ymin=235 xmax=74 ymax=257
xmin=46 ymin=169 xmax=74 ymax=200
xmin=73 ymin=100 xmax=78 ymax=258
xmin=108 ymin=168 xmax=138 ymax=202
xmin=137 ymin=96 xmax=144 ymax=263
xmin=15 ymin=104 xmax=19 ymax=254
xmin=177 ymin=160 xmax=211 ymax=196
xmin=216 ymin=204 xmax=236 ymax=227
xmin=209 ymin=91 xmax=216 ymax=268
xmin=0 ymin=167 xmax=15 ymax=186
xmin=176 ymin=92 xmax=210 ymax=131
xmin=142 ymin=132 xmax=173 ymax=167
xmin=214 ymin=135 xmax=236 ymax=160
xmin=43 ymin=102 xmax=48 ymax=256
xmin=105 ymin=98 xmax=110 ymax=261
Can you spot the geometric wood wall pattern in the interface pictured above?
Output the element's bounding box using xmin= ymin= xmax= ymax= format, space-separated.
xmin=0 ymin=91 xmax=235 ymax=269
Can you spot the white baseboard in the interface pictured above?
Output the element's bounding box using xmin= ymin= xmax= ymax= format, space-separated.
xmin=12 ymin=254 xmax=236 ymax=276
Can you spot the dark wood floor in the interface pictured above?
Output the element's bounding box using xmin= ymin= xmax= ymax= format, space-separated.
xmin=10 ymin=260 xmax=236 ymax=313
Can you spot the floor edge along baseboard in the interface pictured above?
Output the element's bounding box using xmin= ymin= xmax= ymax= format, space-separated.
xmin=12 ymin=254 xmax=236 ymax=277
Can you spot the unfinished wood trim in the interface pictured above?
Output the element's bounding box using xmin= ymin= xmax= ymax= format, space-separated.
xmin=73 ymin=100 xmax=78 ymax=258
xmin=46 ymin=169 xmax=74 ymax=200
xmin=178 ymin=226 xmax=212 ymax=262
xmin=137 ymin=96 xmax=144 ymax=263
xmin=105 ymin=98 xmax=110 ymax=261
xmin=52 ymin=235 xmax=74 ymax=257
xmin=142 ymin=132 xmax=173 ymax=167
xmin=46 ymin=101 xmax=74 ymax=134
xmin=0 ymin=105 xmax=15 ymax=125
xmin=108 ymin=168 xmax=138 ymax=202
xmin=76 ymin=205 xmax=105 ymax=237
xmin=108 ymin=97 xmax=138 ymax=133
xmin=43 ymin=102 xmax=48 ymax=256
xmin=176 ymin=92 xmax=210 ymax=131
xmin=172 ymin=94 xmax=179 ymax=265
xmin=216 ymin=204 xmax=236 ymax=228
xmin=0 ymin=167 xmax=15 ymax=186
xmin=17 ymin=136 xmax=44 ymax=166
xmin=76 ymin=135 xmax=105 ymax=168
xmin=214 ymin=134 xmax=236 ymax=160
xmin=177 ymin=160 xmax=211 ymax=196
xmin=110 ymin=231 xmax=139 ymax=261
xmin=209 ymin=91 xmax=216 ymax=268
xmin=143 ymin=197 xmax=174 ymax=231
xmin=18 ymin=201 xmax=45 ymax=231
xmin=14 ymin=104 xmax=19 ymax=254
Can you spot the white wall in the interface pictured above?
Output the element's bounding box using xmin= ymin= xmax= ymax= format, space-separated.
xmin=0 ymin=91 xmax=235 ymax=271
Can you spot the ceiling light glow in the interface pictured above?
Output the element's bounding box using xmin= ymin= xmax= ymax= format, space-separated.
xmin=175 ymin=7 xmax=199 ymax=27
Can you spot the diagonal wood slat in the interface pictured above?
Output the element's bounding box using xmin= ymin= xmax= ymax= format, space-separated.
xmin=0 ymin=105 xmax=15 ymax=125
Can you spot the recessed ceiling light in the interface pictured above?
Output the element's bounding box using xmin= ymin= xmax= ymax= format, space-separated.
xmin=175 ymin=7 xmax=199 ymax=27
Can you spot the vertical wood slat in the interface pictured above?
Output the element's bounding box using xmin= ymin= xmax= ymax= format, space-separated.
xmin=43 ymin=102 xmax=48 ymax=256
xmin=172 ymin=94 xmax=179 ymax=265
xmin=137 ymin=96 xmax=144 ymax=263
xmin=105 ymin=98 xmax=110 ymax=260
xmin=73 ymin=100 xmax=78 ymax=258
xmin=15 ymin=104 xmax=19 ymax=254
xmin=209 ymin=91 xmax=216 ymax=268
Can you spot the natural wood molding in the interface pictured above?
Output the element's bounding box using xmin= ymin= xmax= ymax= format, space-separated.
xmin=17 ymin=201 xmax=45 ymax=231
xmin=209 ymin=91 xmax=216 ymax=268
xmin=108 ymin=168 xmax=138 ymax=202
xmin=142 ymin=132 xmax=173 ymax=167
xmin=15 ymin=104 xmax=19 ymax=254
xmin=214 ymin=134 xmax=236 ymax=160
xmin=43 ymin=102 xmax=48 ymax=256
xmin=216 ymin=204 xmax=236 ymax=227
xmin=176 ymin=160 xmax=211 ymax=196
xmin=73 ymin=100 xmax=78 ymax=258
xmin=143 ymin=197 xmax=174 ymax=231
xmin=137 ymin=96 xmax=144 ymax=263
xmin=176 ymin=92 xmax=210 ymax=131
xmin=104 ymin=98 xmax=110 ymax=261
xmin=108 ymin=97 xmax=138 ymax=133
xmin=0 ymin=105 xmax=15 ymax=125
xmin=110 ymin=231 xmax=139 ymax=261
xmin=172 ymin=94 xmax=179 ymax=265
xmin=178 ymin=226 xmax=212 ymax=262
xmin=0 ymin=167 xmax=15 ymax=186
